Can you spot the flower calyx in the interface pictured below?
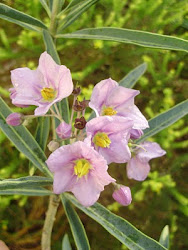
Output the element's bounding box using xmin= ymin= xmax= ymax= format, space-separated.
xmin=73 ymin=99 xmax=89 ymax=112
xmin=74 ymin=116 xmax=87 ymax=130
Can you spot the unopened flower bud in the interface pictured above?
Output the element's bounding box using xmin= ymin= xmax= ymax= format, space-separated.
xmin=74 ymin=116 xmax=86 ymax=130
xmin=73 ymin=99 xmax=89 ymax=112
xmin=56 ymin=121 xmax=72 ymax=139
xmin=72 ymin=86 xmax=81 ymax=96
xmin=112 ymin=185 xmax=132 ymax=206
xmin=47 ymin=140 xmax=60 ymax=152
xmin=6 ymin=113 xmax=24 ymax=126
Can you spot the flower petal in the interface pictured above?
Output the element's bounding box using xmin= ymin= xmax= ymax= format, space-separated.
xmin=99 ymin=133 xmax=131 ymax=164
xmin=38 ymin=52 xmax=73 ymax=99
xmin=89 ymin=78 xmax=118 ymax=116
xmin=137 ymin=141 xmax=166 ymax=163
xmin=127 ymin=156 xmax=150 ymax=181
xmin=53 ymin=167 xmax=76 ymax=194
xmin=106 ymin=86 xmax=139 ymax=109
xmin=11 ymin=68 xmax=43 ymax=100
xmin=118 ymin=105 xmax=149 ymax=130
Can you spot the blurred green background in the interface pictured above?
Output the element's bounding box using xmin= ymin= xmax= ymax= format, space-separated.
xmin=0 ymin=0 xmax=188 ymax=249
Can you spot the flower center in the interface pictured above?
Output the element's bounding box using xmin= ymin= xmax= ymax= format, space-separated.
xmin=93 ymin=132 xmax=111 ymax=148
xmin=102 ymin=106 xmax=117 ymax=116
xmin=41 ymin=87 xmax=56 ymax=101
xmin=74 ymin=159 xmax=91 ymax=178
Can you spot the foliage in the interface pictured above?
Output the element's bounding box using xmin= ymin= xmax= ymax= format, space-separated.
xmin=0 ymin=0 xmax=187 ymax=249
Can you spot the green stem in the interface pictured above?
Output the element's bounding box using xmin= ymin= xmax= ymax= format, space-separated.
xmin=49 ymin=0 xmax=61 ymax=36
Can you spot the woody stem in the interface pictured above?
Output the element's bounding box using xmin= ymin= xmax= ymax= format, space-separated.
xmin=41 ymin=194 xmax=60 ymax=250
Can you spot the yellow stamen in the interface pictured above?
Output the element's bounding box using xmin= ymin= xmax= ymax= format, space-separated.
xmin=102 ymin=106 xmax=117 ymax=116
xmin=41 ymin=87 xmax=56 ymax=101
xmin=74 ymin=159 xmax=91 ymax=178
xmin=93 ymin=132 xmax=111 ymax=148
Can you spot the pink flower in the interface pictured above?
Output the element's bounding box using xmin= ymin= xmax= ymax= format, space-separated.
xmin=56 ymin=121 xmax=72 ymax=139
xmin=112 ymin=185 xmax=132 ymax=206
xmin=6 ymin=113 xmax=23 ymax=126
xmin=85 ymin=116 xmax=133 ymax=164
xmin=89 ymin=78 xmax=149 ymax=138
xmin=127 ymin=141 xmax=166 ymax=181
xmin=46 ymin=141 xmax=115 ymax=207
xmin=10 ymin=52 xmax=73 ymax=116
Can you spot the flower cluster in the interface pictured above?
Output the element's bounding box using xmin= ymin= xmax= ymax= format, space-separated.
xmin=6 ymin=52 xmax=166 ymax=207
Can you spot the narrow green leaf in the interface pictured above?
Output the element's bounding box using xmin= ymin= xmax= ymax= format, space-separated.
xmin=119 ymin=63 xmax=147 ymax=88
xmin=0 ymin=97 xmax=52 ymax=177
xmin=62 ymin=234 xmax=72 ymax=250
xmin=40 ymin=0 xmax=51 ymax=17
xmin=35 ymin=117 xmax=50 ymax=151
xmin=0 ymin=14 xmax=41 ymax=32
xmin=65 ymin=0 xmax=85 ymax=10
xmin=137 ymin=100 xmax=188 ymax=143
xmin=65 ymin=193 xmax=167 ymax=250
xmin=58 ymin=0 xmax=99 ymax=32
xmin=57 ymin=27 xmax=188 ymax=52
xmin=0 ymin=187 xmax=52 ymax=196
xmin=29 ymin=116 xmax=50 ymax=175
xmin=42 ymin=29 xmax=61 ymax=64
xmin=61 ymin=195 xmax=90 ymax=250
xmin=159 ymin=226 xmax=170 ymax=249
xmin=0 ymin=176 xmax=52 ymax=189
xmin=0 ymin=3 xmax=47 ymax=30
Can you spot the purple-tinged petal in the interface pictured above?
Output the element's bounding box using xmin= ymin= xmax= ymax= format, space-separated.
xmin=130 ymin=129 xmax=143 ymax=139
xmin=38 ymin=52 xmax=73 ymax=98
xmin=9 ymin=88 xmax=29 ymax=108
xmin=71 ymin=170 xmax=114 ymax=207
xmin=106 ymin=86 xmax=139 ymax=110
xmin=118 ymin=105 xmax=149 ymax=130
xmin=112 ymin=186 xmax=132 ymax=206
xmin=53 ymin=167 xmax=76 ymax=194
xmin=89 ymin=78 xmax=118 ymax=116
xmin=71 ymin=176 xmax=101 ymax=207
xmin=99 ymin=133 xmax=131 ymax=164
xmin=11 ymin=68 xmax=43 ymax=98
xmin=127 ymin=156 xmax=150 ymax=181
xmin=137 ymin=141 xmax=166 ymax=163
xmin=46 ymin=144 xmax=81 ymax=172
xmin=86 ymin=116 xmax=133 ymax=136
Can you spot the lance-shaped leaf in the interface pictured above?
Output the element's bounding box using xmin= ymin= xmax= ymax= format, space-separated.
xmin=39 ymin=0 xmax=51 ymax=17
xmin=62 ymin=234 xmax=72 ymax=250
xmin=0 ymin=187 xmax=52 ymax=196
xmin=57 ymin=27 xmax=188 ymax=52
xmin=0 ymin=3 xmax=47 ymax=31
xmin=65 ymin=193 xmax=167 ymax=250
xmin=159 ymin=225 xmax=170 ymax=249
xmin=0 ymin=97 xmax=52 ymax=177
xmin=119 ymin=63 xmax=147 ymax=88
xmin=0 ymin=176 xmax=52 ymax=189
xmin=58 ymin=0 xmax=99 ymax=32
xmin=137 ymin=100 xmax=188 ymax=143
xmin=61 ymin=195 xmax=90 ymax=250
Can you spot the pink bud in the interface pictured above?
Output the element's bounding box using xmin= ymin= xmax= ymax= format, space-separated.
xmin=56 ymin=121 xmax=72 ymax=139
xmin=6 ymin=113 xmax=23 ymax=126
xmin=112 ymin=185 xmax=132 ymax=206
